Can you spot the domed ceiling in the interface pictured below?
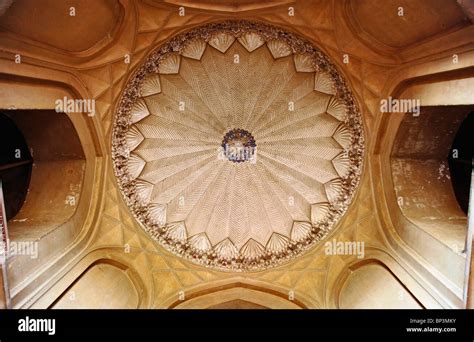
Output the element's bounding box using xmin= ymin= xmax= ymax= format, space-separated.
xmin=112 ymin=21 xmax=364 ymax=271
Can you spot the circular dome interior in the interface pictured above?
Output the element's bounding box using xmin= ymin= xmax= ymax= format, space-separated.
xmin=112 ymin=21 xmax=364 ymax=271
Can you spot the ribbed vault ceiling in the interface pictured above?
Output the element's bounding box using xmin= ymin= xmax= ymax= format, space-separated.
xmin=112 ymin=21 xmax=364 ymax=271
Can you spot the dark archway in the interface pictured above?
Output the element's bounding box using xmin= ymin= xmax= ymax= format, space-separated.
xmin=0 ymin=112 xmax=32 ymax=221
xmin=448 ymin=110 xmax=474 ymax=214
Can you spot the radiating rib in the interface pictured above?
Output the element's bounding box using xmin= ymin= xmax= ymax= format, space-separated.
xmin=254 ymin=164 xmax=310 ymax=224
xmin=253 ymin=92 xmax=331 ymax=137
xmin=219 ymin=43 xmax=248 ymax=128
xmin=135 ymin=139 xmax=217 ymax=161
xmin=166 ymin=160 xmax=226 ymax=222
xmin=140 ymin=150 xmax=217 ymax=183
xmin=258 ymin=113 xmax=341 ymax=142
xmin=251 ymin=73 xmax=316 ymax=132
xmin=200 ymin=46 xmax=242 ymax=128
xmin=239 ymin=167 xmax=284 ymax=245
xmin=144 ymin=94 xmax=222 ymax=137
xmin=178 ymin=57 xmax=229 ymax=128
xmin=250 ymin=70 xmax=314 ymax=131
xmin=158 ymin=75 xmax=225 ymax=133
xmin=185 ymin=163 xmax=234 ymax=238
xmin=202 ymin=165 xmax=238 ymax=245
xmin=258 ymin=146 xmax=339 ymax=183
xmin=243 ymin=56 xmax=295 ymax=128
xmin=150 ymin=156 xmax=217 ymax=204
xmin=255 ymin=162 xmax=311 ymax=222
xmin=226 ymin=165 xmax=254 ymax=247
xmin=258 ymin=156 xmax=328 ymax=204
xmin=189 ymin=164 xmax=272 ymax=247
xmin=233 ymin=43 xmax=275 ymax=128
xmin=257 ymin=137 xmax=342 ymax=160
xmin=136 ymin=115 xmax=220 ymax=143
xmin=238 ymin=166 xmax=278 ymax=246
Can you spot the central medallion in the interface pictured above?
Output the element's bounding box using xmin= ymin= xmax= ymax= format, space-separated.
xmin=220 ymin=128 xmax=257 ymax=163
xmin=112 ymin=21 xmax=364 ymax=271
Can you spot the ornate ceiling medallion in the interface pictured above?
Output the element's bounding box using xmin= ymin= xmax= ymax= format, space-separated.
xmin=112 ymin=21 xmax=364 ymax=271
xmin=220 ymin=128 xmax=257 ymax=163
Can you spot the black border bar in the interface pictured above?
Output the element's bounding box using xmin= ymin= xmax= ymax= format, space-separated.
xmin=0 ymin=309 xmax=473 ymax=338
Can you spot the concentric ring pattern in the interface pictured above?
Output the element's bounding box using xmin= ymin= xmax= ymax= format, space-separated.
xmin=112 ymin=21 xmax=364 ymax=271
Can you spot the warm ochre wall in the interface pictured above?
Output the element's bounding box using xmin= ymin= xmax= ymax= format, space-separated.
xmin=52 ymin=261 xmax=139 ymax=309
xmin=0 ymin=0 xmax=472 ymax=309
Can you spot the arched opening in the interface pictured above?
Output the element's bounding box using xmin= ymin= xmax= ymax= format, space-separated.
xmin=168 ymin=282 xmax=307 ymax=309
xmin=207 ymin=300 xmax=267 ymax=309
xmin=3 ymin=110 xmax=85 ymax=241
xmin=338 ymin=260 xmax=422 ymax=309
xmin=0 ymin=113 xmax=32 ymax=220
xmin=373 ymin=69 xmax=474 ymax=308
xmin=51 ymin=260 xmax=139 ymax=309
xmin=448 ymin=111 xmax=474 ymax=215
xmin=390 ymin=105 xmax=472 ymax=253
xmin=0 ymin=73 xmax=105 ymax=308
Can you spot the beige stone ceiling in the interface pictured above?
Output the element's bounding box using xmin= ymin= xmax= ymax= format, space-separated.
xmin=0 ymin=0 xmax=472 ymax=309
xmin=350 ymin=0 xmax=470 ymax=48
xmin=1 ymin=0 xmax=471 ymax=56
xmin=163 ymin=0 xmax=293 ymax=12
xmin=0 ymin=0 xmax=122 ymax=52
xmin=113 ymin=22 xmax=364 ymax=271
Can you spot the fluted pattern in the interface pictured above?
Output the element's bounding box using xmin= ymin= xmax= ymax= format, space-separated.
xmin=113 ymin=23 xmax=364 ymax=271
